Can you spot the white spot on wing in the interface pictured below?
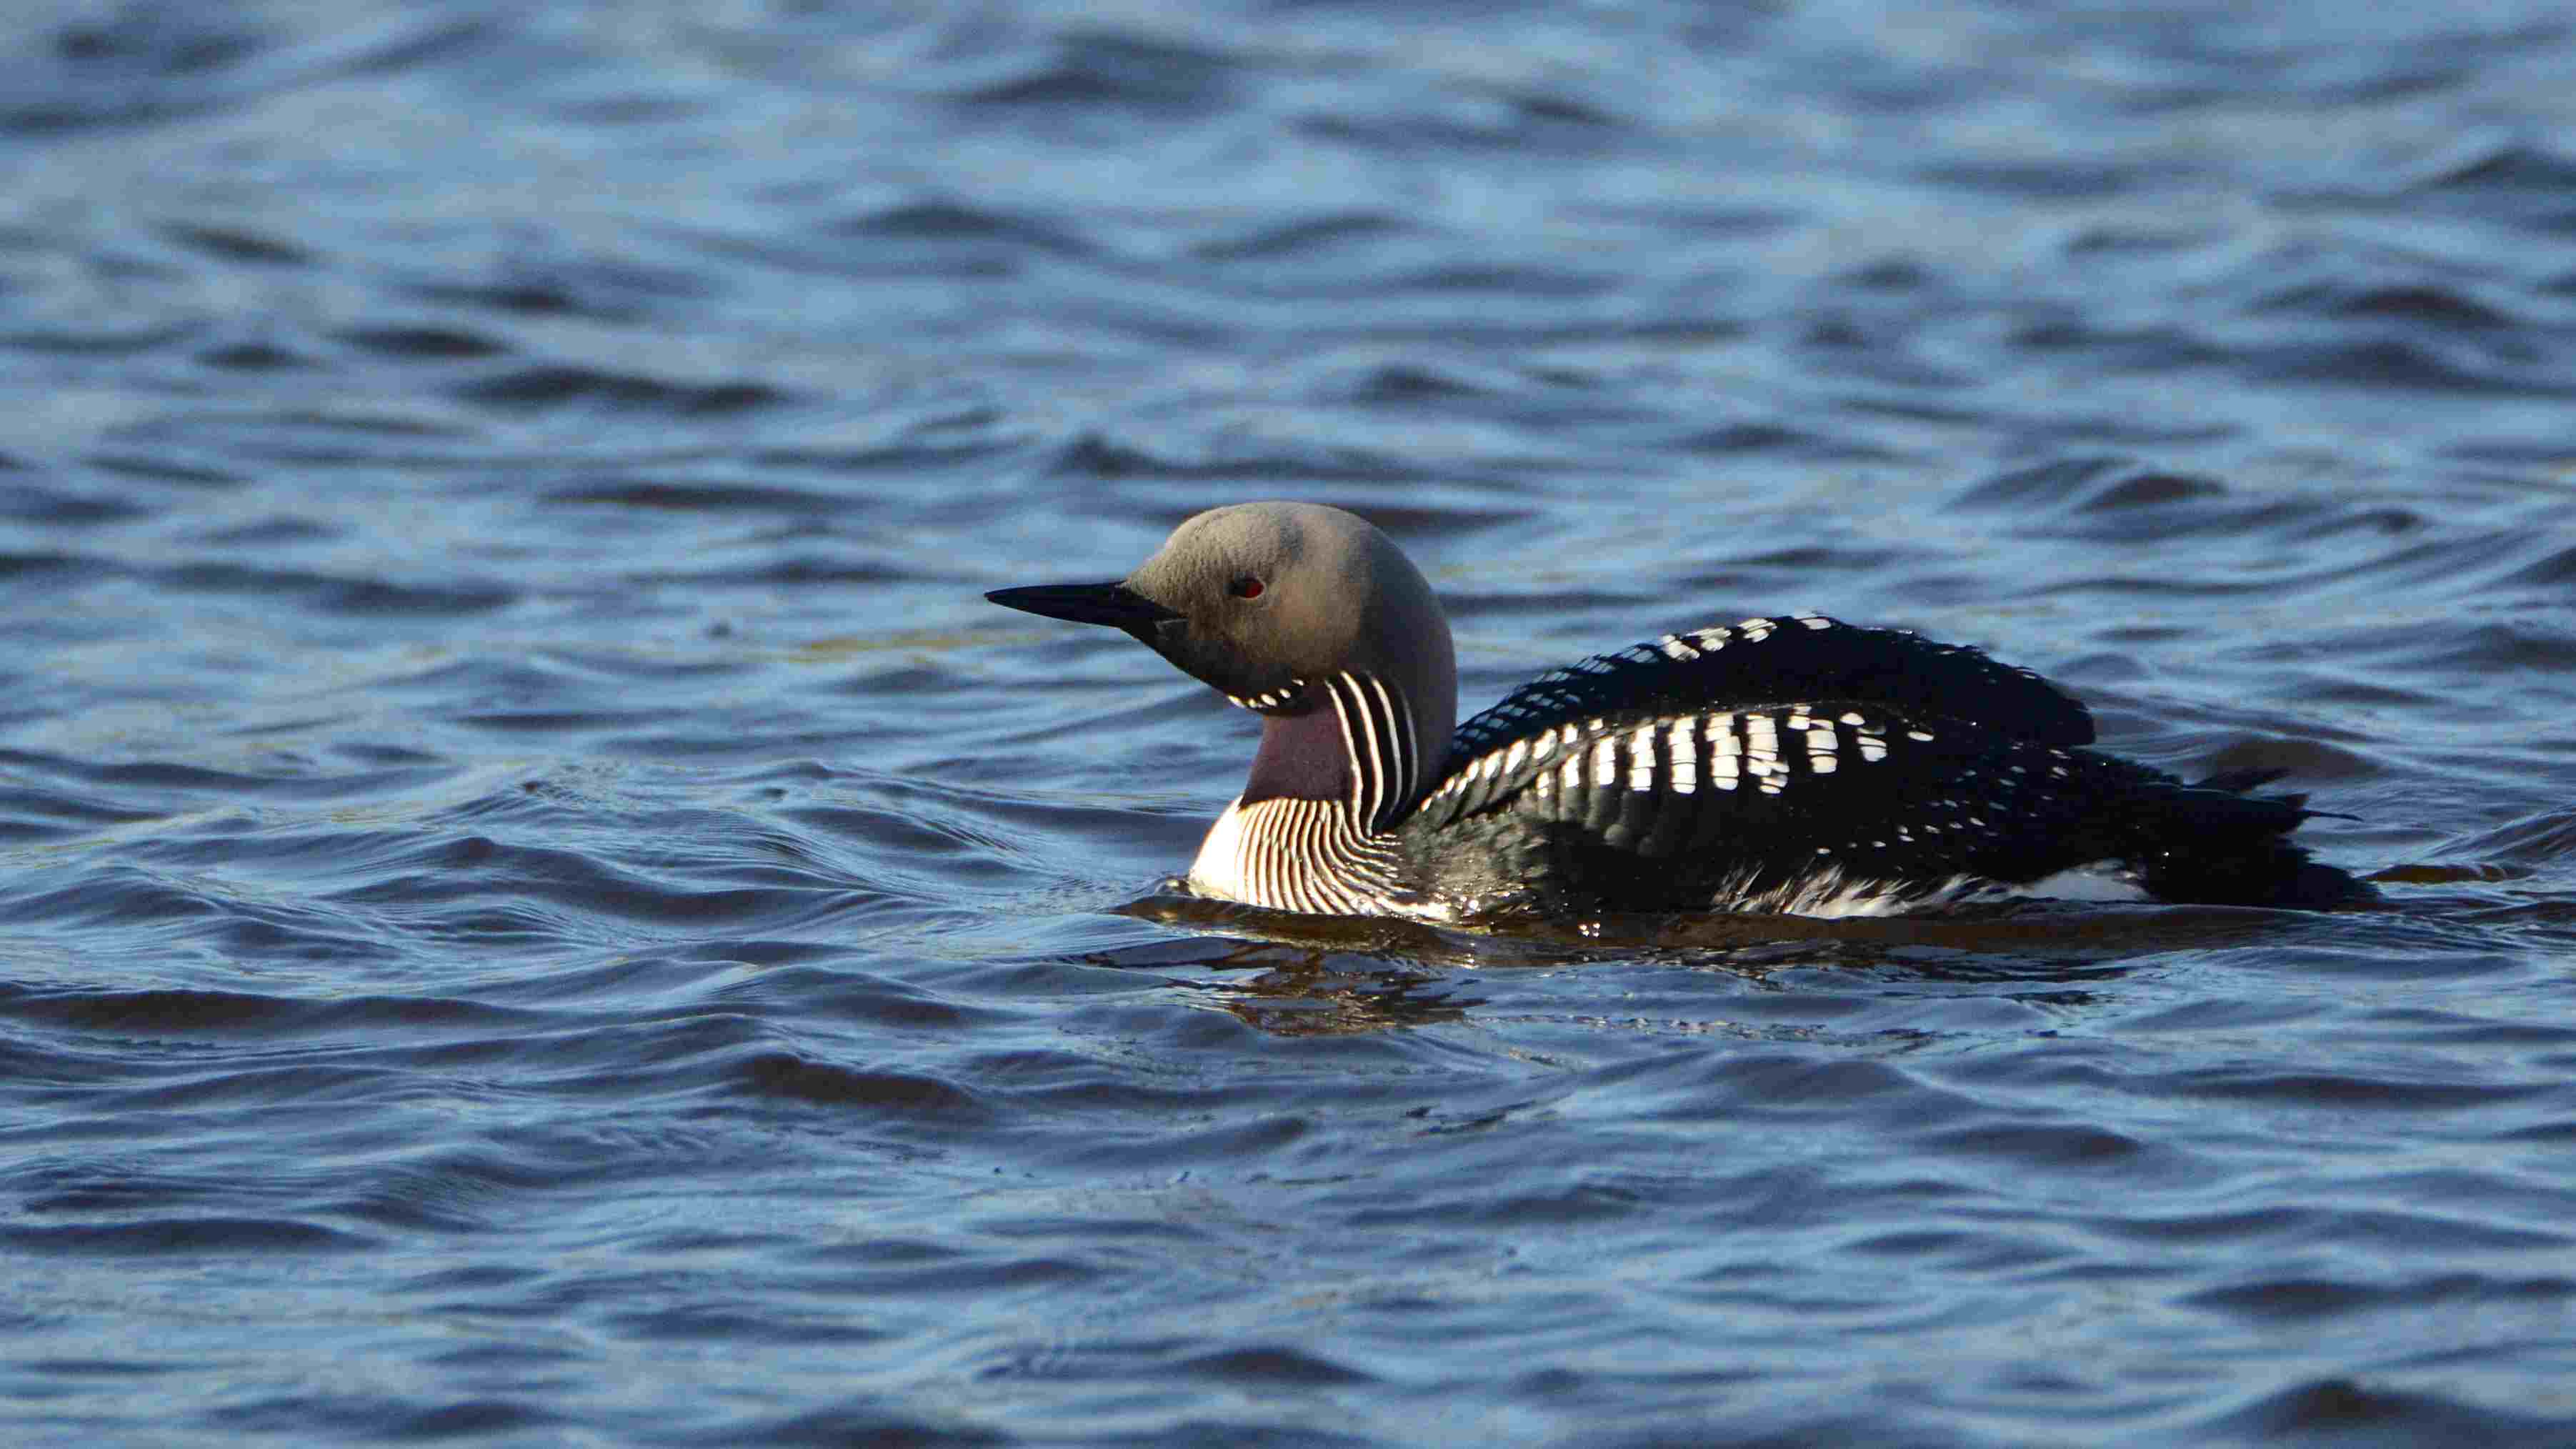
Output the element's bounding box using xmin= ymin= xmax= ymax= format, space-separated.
xmin=1627 ymin=724 xmax=1658 ymax=791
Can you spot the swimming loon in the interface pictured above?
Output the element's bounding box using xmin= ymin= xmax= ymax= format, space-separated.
xmin=987 ymin=501 xmax=2366 ymax=920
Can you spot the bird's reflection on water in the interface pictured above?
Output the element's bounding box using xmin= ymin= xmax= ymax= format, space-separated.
xmin=1087 ymin=886 xmax=2377 ymax=1035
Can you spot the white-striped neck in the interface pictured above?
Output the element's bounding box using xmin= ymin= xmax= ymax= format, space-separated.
xmin=1186 ymin=670 xmax=1422 ymax=913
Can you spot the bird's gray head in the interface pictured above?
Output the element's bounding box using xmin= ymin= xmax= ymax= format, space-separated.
xmin=988 ymin=502 xmax=1457 ymax=772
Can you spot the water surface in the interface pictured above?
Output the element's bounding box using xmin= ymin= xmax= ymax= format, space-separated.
xmin=4 ymin=1 xmax=2576 ymax=1444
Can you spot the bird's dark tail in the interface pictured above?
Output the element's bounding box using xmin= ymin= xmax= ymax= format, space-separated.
xmin=2133 ymin=769 xmax=2375 ymax=908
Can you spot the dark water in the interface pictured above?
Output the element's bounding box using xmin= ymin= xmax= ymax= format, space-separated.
xmin=4 ymin=1 xmax=2575 ymax=1443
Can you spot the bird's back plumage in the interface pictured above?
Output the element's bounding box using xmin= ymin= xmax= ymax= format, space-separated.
xmin=1396 ymin=614 xmax=2358 ymax=917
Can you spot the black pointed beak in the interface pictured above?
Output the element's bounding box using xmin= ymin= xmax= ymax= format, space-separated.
xmin=986 ymin=581 xmax=1181 ymax=644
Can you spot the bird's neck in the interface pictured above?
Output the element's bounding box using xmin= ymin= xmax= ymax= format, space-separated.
xmin=1184 ymin=671 xmax=1434 ymax=914
xmin=1239 ymin=671 xmax=1427 ymax=835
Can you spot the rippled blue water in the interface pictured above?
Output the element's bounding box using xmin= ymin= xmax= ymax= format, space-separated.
xmin=4 ymin=1 xmax=2576 ymax=1444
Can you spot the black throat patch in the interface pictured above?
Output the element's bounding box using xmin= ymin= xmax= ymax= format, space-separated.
xmin=1239 ymin=706 xmax=1352 ymax=807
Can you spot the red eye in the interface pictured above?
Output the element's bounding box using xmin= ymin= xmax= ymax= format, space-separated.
xmin=1230 ymin=577 xmax=1264 ymax=599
